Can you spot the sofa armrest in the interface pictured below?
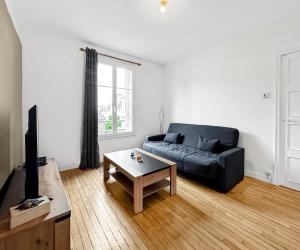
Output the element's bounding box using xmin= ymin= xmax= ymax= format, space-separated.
xmin=217 ymin=147 xmax=245 ymax=192
xmin=146 ymin=134 xmax=166 ymax=142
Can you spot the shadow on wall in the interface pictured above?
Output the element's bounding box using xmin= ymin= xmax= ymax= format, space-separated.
xmin=0 ymin=111 xmax=10 ymax=188
xmin=238 ymin=131 xmax=272 ymax=177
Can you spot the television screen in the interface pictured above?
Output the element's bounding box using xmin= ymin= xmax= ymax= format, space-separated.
xmin=25 ymin=105 xmax=39 ymax=199
xmin=25 ymin=106 xmax=38 ymax=164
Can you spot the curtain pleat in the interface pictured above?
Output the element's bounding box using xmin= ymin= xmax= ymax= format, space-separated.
xmin=80 ymin=48 xmax=100 ymax=169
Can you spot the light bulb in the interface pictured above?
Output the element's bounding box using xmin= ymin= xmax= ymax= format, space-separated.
xmin=160 ymin=5 xmax=166 ymax=13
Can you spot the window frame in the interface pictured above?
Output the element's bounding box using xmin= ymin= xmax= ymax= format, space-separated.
xmin=98 ymin=58 xmax=136 ymax=140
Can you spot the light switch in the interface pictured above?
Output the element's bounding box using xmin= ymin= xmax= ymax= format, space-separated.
xmin=262 ymin=93 xmax=271 ymax=99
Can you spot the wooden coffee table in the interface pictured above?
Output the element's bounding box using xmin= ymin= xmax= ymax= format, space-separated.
xmin=103 ymin=148 xmax=177 ymax=214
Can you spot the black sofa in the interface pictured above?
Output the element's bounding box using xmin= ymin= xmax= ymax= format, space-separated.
xmin=143 ymin=123 xmax=244 ymax=192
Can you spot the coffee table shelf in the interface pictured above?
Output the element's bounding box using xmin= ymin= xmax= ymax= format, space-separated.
xmin=110 ymin=170 xmax=170 ymax=198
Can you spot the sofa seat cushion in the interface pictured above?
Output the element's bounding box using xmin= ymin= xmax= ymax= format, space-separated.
xmin=165 ymin=145 xmax=197 ymax=162
xmin=143 ymin=141 xmax=169 ymax=153
xmin=164 ymin=145 xmax=197 ymax=170
xmin=183 ymin=151 xmax=218 ymax=179
xmin=143 ymin=141 xmax=176 ymax=157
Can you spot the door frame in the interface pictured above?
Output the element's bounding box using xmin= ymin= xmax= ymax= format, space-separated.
xmin=275 ymin=47 xmax=300 ymax=187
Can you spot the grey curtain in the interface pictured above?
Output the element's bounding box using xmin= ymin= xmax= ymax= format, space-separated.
xmin=80 ymin=48 xmax=100 ymax=169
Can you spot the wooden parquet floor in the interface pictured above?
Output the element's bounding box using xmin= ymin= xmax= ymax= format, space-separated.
xmin=60 ymin=168 xmax=300 ymax=250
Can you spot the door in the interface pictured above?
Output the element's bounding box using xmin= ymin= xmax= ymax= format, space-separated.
xmin=280 ymin=51 xmax=300 ymax=191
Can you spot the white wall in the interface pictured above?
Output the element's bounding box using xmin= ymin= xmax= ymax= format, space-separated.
xmin=22 ymin=34 xmax=164 ymax=170
xmin=21 ymin=15 xmax=300 ymax=183
xmin=164 ymin=16 xmax=300 ymax=183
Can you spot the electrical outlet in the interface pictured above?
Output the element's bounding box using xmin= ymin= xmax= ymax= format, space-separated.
xmin=262 ymin=93 xmax=271 ymax=99
xmin=265 ymin=171 xmax=273 ymax=181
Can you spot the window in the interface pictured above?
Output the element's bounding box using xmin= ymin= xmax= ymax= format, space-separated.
xmin=98 ymin=62 xmax=134 ymax=138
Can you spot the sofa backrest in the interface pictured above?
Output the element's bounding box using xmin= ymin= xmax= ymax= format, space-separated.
xmin=167 ymin=123 xmax=239 ymax=152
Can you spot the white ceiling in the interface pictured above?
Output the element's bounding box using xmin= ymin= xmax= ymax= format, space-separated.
xmin=8 ymin=0 xmax=300 ymax=64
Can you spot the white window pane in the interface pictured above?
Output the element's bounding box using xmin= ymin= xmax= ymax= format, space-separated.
xmin=98 ymin=86 xmax=113 ymax=134
xmin=98 ymin=63 xmax=112 ymax=87
xmin=117 ymin=89 xmax=133 ymax=132
xmin=117 ymin=67 xmax=132 ymax=89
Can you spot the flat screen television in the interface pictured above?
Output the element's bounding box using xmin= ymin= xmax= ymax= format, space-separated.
xmin=24 ymin=105 xmax=39 ymax=199
xmin=0 ymin=105 xmax=46 ymax=205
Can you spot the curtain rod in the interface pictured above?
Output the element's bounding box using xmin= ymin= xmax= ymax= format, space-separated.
xmin=80 ymin=48 xmax=141 ymax=66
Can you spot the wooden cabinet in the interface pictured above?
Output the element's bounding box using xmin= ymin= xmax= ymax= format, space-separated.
xmin=0 ymin=159 xmax=71 ymax=250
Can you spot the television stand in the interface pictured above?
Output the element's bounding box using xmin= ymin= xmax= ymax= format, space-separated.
xmin=0 ymin=158 xmax=71 ymax=249
xmin=21 ymin=156 xmax=47 ymax=169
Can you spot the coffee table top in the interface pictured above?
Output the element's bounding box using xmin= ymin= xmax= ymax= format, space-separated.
xmin=104 ymin=148 xmax=176 ymax=178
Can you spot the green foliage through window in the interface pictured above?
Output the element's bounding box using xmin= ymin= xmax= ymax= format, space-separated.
xmin=105 ymin=115 xmax=122 ymax=132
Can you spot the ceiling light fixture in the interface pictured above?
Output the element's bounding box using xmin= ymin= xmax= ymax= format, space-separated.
xmin=160 ymin=0 xmax=168 ymax=13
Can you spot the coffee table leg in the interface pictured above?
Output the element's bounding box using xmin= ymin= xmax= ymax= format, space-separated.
xmin=103 ymin=156 xmax=110 ymax=182
xmin=170 ymin=164 xmax=177 ymax=196
xmin=133 ymin=177 xmax=143 ymax=214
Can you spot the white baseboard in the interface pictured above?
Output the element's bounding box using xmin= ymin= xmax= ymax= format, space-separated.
xmin=58 ymin=163 xmax=79 ymax=171
xmin=58 ymin=163 xmax=274 ymax=185
xmin=245 ymin=169 xmax=272 ymax=183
